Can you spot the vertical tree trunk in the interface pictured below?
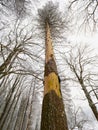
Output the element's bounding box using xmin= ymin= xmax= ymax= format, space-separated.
xmin=80 ymin=81 xmax=98 ymax=121
xmin=40 ymin=22 xmax=68 ymax=130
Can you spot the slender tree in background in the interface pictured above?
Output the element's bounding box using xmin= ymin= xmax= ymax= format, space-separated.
xmin=0 ymin=21 xmax=43 ymax=130
xmin=0 ymin=1 xmax=98 ymax=130
xmin=63 ymin=44 xmax=98 ymax=120
xmin=38 ymin=1 xmax=68 ymax=130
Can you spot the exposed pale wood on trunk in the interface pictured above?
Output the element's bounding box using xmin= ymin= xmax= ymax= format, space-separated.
xmin=45 ymin=22 xmax=54 ymax=63
xmin=41 ymin=22 xmax=68 ymax=130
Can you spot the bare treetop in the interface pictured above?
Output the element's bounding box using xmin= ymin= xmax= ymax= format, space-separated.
xmin=37 ymin=1 xmax=68 ymax=38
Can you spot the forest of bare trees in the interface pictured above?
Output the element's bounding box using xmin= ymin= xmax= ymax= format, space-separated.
xmin=0 ymin=0 xmax=98 ymax=130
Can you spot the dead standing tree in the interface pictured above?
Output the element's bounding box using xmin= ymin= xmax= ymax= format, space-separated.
xmin=38 ymin=1 xmax=68 ymax=130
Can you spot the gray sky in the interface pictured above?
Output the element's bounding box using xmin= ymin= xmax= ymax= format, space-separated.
xmin=39 ymin=0 xmax=98 ymax=50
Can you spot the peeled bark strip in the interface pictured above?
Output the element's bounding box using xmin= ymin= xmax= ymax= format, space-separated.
xmin=41 ymin=22 xmax=68 ymax=130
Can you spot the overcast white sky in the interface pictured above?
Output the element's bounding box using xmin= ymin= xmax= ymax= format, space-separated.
xmin=0 ymin=1 xmax=98 ymax=130
xmin=36 ymin=0 xmax=98 ymax=51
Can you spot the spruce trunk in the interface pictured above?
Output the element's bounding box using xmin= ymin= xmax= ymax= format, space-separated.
xmin=40 ymin=23 xmax=68 ymax=130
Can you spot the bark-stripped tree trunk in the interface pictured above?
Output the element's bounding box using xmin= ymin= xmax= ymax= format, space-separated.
xmin=40 ymin=22 xmax=68 ymax=130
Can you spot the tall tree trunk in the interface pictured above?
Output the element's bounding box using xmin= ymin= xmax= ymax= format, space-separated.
xmin=40 ymin=22 xmax=68 ymax=130
xmin=79 ymin=80 xmax=98 ymax=120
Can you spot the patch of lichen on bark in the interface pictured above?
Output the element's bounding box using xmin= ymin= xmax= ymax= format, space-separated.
xmin=44 ymin=72 xmax=61 ymax=97
xmin=40 ymin=90 xmax=68 ymax=130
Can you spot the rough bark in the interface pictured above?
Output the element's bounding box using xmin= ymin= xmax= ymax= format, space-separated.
xmin=41 ymin=90 xmax=68 ymax=130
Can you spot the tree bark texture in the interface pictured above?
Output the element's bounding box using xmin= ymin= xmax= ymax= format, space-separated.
xmin=40 ymin=23 xmax=68 ymax=130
